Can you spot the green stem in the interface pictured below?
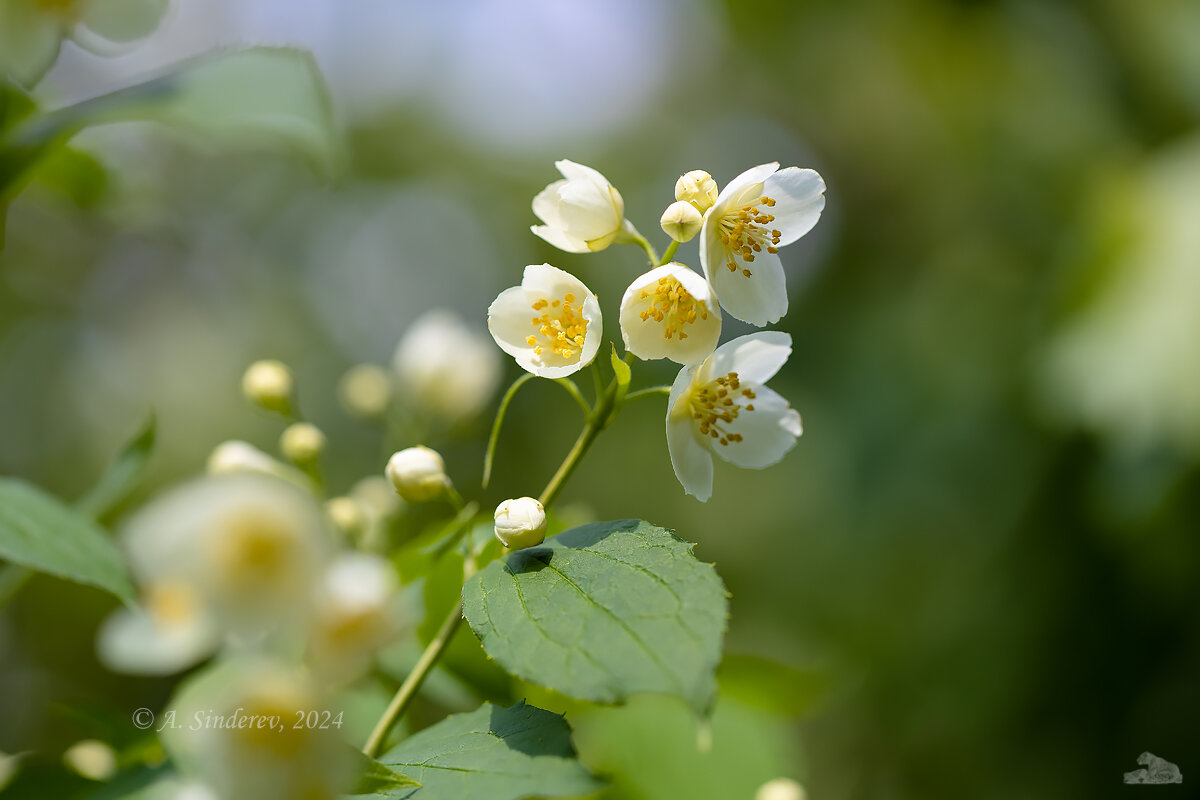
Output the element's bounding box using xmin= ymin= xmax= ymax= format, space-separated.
xmin=624 ymin=385 xmax=672 ymax=402
xmin=482 ymin=373 xmax=535 ymax=489
xmin=538 ymin=375 xmax=622 ymax=510
xmin=553 ymin=378 xmax=592 ymax=417
xmin=363 ymin=596 xmax=464 ymax=758
xmin=658 ymin=240 xmax=680 ymax=266
xmin=630 ymin=232 xmax=659 ymax=266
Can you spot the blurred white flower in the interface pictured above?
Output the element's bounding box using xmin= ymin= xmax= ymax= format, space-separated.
xmin=307 ymin=553 xmax=399 ymax=680
xmin=620 ymin=263 xmax=720 ymax=366
xmin=0 ymin=0 xmax=169 ymax=86
xmin=531 ymin=160 xmax=631 ymax=253
xmin=240 ymin=359 xmax=293 ymax=414
xmin=337 ymin=363 xmax=392 ymax=418
xmin=392 ymin=310 xmax=500 ymax=425
xmin=98 ymin=474 xmax=331 ymax=673
xmin=206 ymin=440 xmax=285 ymax=477
xmin=385 ymin=445 xmax=451 ymax=503
xmin=699 ymin=163 xmax=826 ymax=326
xmin=279 ymin=422 xmax=325 ymax=464
xmin=756 ymin=777 xmax=807 ymax=800
xmin=161 ymin=659 xmax=352 ymax=800
xmin=488 ymin=264 xmax=602 ymax=378
xmin=666 ymin=332 xmax=803 ymax=502
xmin=493 ymin=497 xmax=547 ymax=550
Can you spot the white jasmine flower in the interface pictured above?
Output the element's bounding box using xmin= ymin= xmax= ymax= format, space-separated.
xmin=307 ymin=553 xmax=399 ymax=680
xmin=386 ymin=445 xmax=451 ymax=503
xmin=493 ymin=497 xmax=547 ymax=550
xmin=531 ymin=159 xmax=630 ymax=253
xmin=206 ymin=440 xmax=285 ymax=477
xmin=392 ymin=309 xmax=501 ymax=425
xmin=0 ymin=0 xmax=169 ymax=87
xmin=488 ymin=264 xmax=603 ymax=378
xmin=337 ymin=364 xmax=392 ymax=418
xmin=666 ymin=332 xmax=803 ymax=502
xmin=619 ymin=263 xmax=721 ymax=365
xmin=97 ymin=475 xmax=331 ymax=673
xmin=699 ymin=163 xmax=826 ymax=326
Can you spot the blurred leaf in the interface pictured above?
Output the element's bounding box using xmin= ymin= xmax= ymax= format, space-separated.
xmin=380 ymin=702 xmax=602 ymax=800
xmin=716 ymin=653 xmax=830 ymax=718
xmin=76 ymin=412 xmax=156 ymax=521
xmin=462 ymin=519 xmax=728 ymax=714
xmin=84 ymin=763 xmax=175 ymax=800
xmin=346 ymin=748 xmax=421 ymax=797
xmin=1 ymin=46 xmax=338 ymax=199
xmin=0 ymin=478 xmax=134 ymax=603
xmin=571 ymin=694 xmax=800 ymax=800
xmin=28 ymin=145 xmax=110 ymax=208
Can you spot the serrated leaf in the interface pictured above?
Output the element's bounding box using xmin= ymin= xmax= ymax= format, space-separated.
xmin=346 ymin=748 xmax=421 ymax=797
xmin=463 ymin=519 xmax=728 ymax=714
xmin=0 ymin=478 xmax=134 ymax=603
xmin=380 ymin=702 xmax=602 ymax=800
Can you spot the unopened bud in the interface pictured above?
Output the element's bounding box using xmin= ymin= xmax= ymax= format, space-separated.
xmin=385 ymin=446 xmax=451 ymax=503
xmin=338 ymin=364 xmax=392 ymax=418
xmin=207 ymin=440 xmax=284 ymax=476
xmin=755 ymin=778 xmax=807 ymax=800
xmin=280 ymin=422 xmax=325 ymax=464
xmin=493 ymin=497 xmax=547 ymax=550
xmin=660 ymin=200 xmax=704 ymax=243
xmin=63 ymin=740 xmax=117 ymax=782
xmin=675 ymin=169 xmax=718 ymax=214
xmin=241 ymin=360 xmax=293 ymax=413
xmin=325 ymin=496 xmax=366 ymax=535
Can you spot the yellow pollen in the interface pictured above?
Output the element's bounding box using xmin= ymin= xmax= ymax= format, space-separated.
xmin=688 ymin=371 xmax=753 ymax=446
xmin=637 ymin=276 xmax=710 ymax=340
xmin=528 ymin=294 xmax=589 ymax=361
xmin=717 ymin=195 xmax=782 ymax=277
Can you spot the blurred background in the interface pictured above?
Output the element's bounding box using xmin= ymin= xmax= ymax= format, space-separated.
xmin=3 ymin=0 xmax=1199 ymax=797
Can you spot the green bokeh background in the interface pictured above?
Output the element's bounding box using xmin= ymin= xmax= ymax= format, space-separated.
xmin=3 ymin=1 xmax=1199 ymax=798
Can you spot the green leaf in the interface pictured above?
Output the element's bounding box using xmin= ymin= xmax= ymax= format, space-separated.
xmin=462 ymin=519 xmax=728 ymax=714
xmin=346 ymin=748 xmax=421 ymax=797
xmin=610 ymin=343 xmax=631 ymax=392
xmin=76 ymin=412 xmax=156 ymax=520
xmin=0 ymin=478 xmax=134 ymax=603
xmin=380 ymin=702 xmax=602 ymax=800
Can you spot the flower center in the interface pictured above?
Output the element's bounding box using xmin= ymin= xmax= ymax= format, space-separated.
xmin=146 ymin=583 xmax=199 ymax=627
xmin=639 ymin=276 xmax=710 ymax=340
xmin=688 ymin=371 xmax=757 ymax=446
xmin=717 ymin=196 xmax=781 ymax=277
xmin=525 ymin=293 xmax=589 ymax=360
xmin=213 ymin=511 xmax=297 ymax=588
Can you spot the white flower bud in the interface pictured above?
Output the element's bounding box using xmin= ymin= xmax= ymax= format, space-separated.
xmin=385 ymin=446 xmax=451 ymax=503
xmin=675 ymin=169 xmax=719 ymax=214
xmin=63 ymin=740 xmax=117 ymax=782
xmin=279 ymin=422 xmax=325 ymax=464
xmin=207 ymin=440 xmax=283 ymax=476
xmin=325 ymin=497 xmax=365 ymax=535
xmin=660 ymin=200 xmax=704 ymax=243
xmin=338 ymin=364 xmax=392 ymax=418
xmin=241 ymin=360 xmax=293 ymax=413
xmin=493 ymin=497 xmax=547 ymax=550
xmin=755 ymin=778 xmax=807 ymax=800
xmin=532 ymin=160 xmax=627 ymax=253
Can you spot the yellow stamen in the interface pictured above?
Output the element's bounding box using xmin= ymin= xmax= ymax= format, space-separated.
xmin=638 ymin=276 xmax=710 ymax=341
xmin=717 ymin=195 xmax=782 ymax=277
xmin=687 ymin=371 xmax=752 ymax=446
xmin=528 ymin=293 xmax=590 ymax=361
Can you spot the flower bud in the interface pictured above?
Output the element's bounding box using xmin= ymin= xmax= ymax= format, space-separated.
xmin=675 ymin=169 xmax=718 ymax=213
xmin=385 ymin=446 xmax=451 ymax=503
xmin=493 ymin=497 xmax=547 ymax=550
xmin=63 ymin=740 xmax=117 ymax=782
xmin=660 ymin=200 xmax=704 ymax=243
xmin=280 ymin=422 xmax=325 ymax=464
xmin=207 ymin=440 xmax=284 ymax=476
xmin=755 ymin=778 xmax=807 ymax=800
xmin=325 ymin=496 xmax=366 ymax=535
xmin=338 ymin=364 xmax=392 ymax=418
xmin=241 ymin=359 xmax=293 ymax=413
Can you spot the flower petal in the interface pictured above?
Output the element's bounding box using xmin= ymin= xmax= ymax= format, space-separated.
xmin=711 ymin=162 xmax=780 ymax=212
xmin=710 ymin=384 xmax=802 ymax=469
xmin=709 ymin=249 xmax=788 ymax=326
xmin=488 ymin=265 xmax=602 ymax=378
xmin=530 ymin=224 xmax=589 ymax=253
xmin=0 ymin=0 xmax=64 ymax=87
xmin=97 ymin=606 xmax=217 ymax=675
xmin=763 ymin=167 xmax=826 ymax=246
xmin=77 ymin=0 xmax=169 ymax=44
xmin=666 ymin=365 xmax=714 ymax=501
xmin=532 ymin=180 xmax=569 ymax=228
xmin=620 ymin=263 xmax=721 ymax=365
xmin=708 ymin=331 xmax=793 ymax=384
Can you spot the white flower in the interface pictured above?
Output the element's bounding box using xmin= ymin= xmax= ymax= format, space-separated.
xmin=531 ymin=159 xmax=629 ymax=253
xmin=699 ymin=163 xmax=826 ymax=326
xmin=493 ymin=497 xmax=547 ymax=550
xmin=241 ymin=359 xmax=293 ymax=413
xmin=666 ymin=332 xmax=803 ymax=502
xmin=0 ymin=0 xmax=170 ymax=87
xmin=206 ymin=440 xmax=285 ymax=477
xmin=756 ymin=778 xmax=807 ymax=800
xmin=307 ymin=553 xmax=399 ymax=680
xmin=488 ymin=264 xmax=603 ymax=378
xmin=392 ymin=309 xmax=501 ymax=425
xmin=619 ymin=263 xmax=721 ymax=365
xmin=386 ymin=445 xmax=451 ymax=503
xmin=97 ymin=474 xmax=331 ymax=673
xmin=337 ymin=364 xmax=392 ymax=418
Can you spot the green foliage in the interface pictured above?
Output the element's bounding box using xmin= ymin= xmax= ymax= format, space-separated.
xmin=0 ymin=478 xmax=134 ymax=603
xmin=463 ymin=520 xmax=728 ymax=714
xmin=76 ymin=413 xmax=157 ymax=521
xmin=346 ymin=749 xmax=422 ymax=797
xmin=380 ymin=702 xmax=602 ymax=800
